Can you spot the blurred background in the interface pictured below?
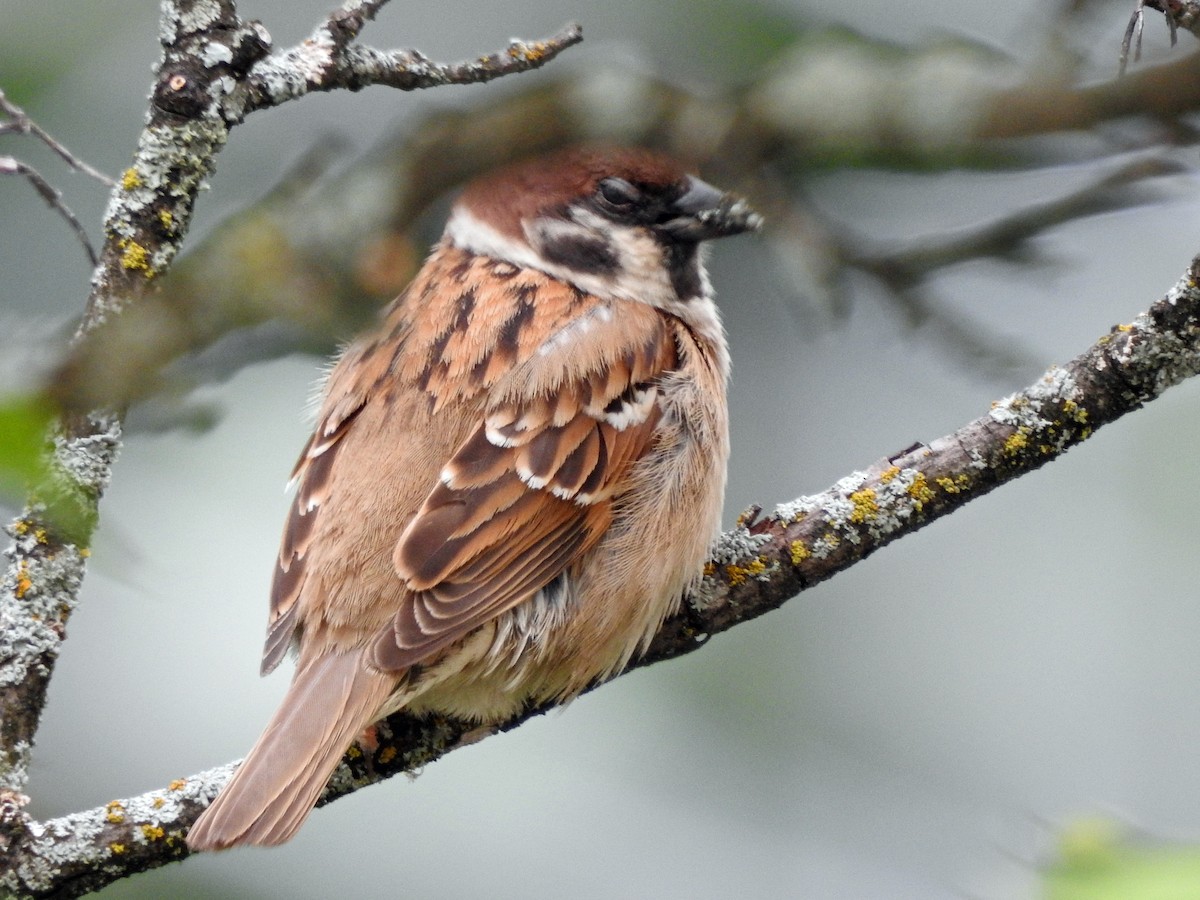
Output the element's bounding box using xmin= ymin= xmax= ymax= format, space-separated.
xmin=5 ymin=0 xmax=1200 ymax=897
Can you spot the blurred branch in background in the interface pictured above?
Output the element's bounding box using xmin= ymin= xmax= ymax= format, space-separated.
xmin=49 ymin=11 xmax=1200 ymax=419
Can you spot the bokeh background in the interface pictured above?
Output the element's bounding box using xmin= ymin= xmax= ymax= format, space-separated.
xmin=5 ymin=1 xmax=1200 ymax=897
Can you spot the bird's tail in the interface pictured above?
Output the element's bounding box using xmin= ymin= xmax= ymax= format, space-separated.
xmin=186 ymin=650 xmax=394 ymax=851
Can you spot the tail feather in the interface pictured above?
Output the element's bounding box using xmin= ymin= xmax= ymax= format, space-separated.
xmin=187 ymin=651 xmax=394 ymax=851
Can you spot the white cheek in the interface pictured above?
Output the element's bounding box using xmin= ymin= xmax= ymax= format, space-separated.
xmin=444 ymin=207 xmax=544 ymax=272
xmin=445 ymin=205 xmax=725 ymax=365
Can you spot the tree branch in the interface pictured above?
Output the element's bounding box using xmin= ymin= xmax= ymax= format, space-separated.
xmin=0 ymin=156 xmax=99 ymax=267
xmin=5 ymin=251 xmax=1200 ymax=896
xmin=0 ymin=89 xmax=115 ymax=187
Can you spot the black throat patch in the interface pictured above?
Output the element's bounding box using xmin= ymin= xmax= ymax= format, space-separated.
xmin=665 ymin=242 xmax=702 ymax=301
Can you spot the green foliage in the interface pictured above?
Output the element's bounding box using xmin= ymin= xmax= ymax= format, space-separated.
xmin=1047 ymin=819 xmax=1200 ymax=900
xmin=0 ymin=393 xmax=53 ymax=503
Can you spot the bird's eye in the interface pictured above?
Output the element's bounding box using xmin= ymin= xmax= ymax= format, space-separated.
xmin=597 ymin=177 xmax=640 ymax=211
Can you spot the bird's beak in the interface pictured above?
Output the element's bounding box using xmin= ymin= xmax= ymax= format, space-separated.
xmin=660 ymin=175 xmax=763 ymax=241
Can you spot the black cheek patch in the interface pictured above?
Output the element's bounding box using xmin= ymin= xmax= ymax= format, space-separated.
xmin=666 ymin=242 xmax=702 ymax=300
xmin=540 ymin=232 xmax=619 ymax=275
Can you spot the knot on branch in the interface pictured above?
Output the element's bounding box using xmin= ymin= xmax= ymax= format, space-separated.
xmin=153 ymin=67 xmax=210 ymax=119
xmin=154 ymin=17 xmax=272 ymax=119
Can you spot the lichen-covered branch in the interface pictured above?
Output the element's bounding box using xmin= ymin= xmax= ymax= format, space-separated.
xmin=6 ymin=254 xmax=1200 ymax=897
xmin=647 ymin=259 xmax=1200 ymax=654
xmin=226 ymin=14 xmax=581 ymax=117
xmin=0 ymin=0 xmax=580 ymax=882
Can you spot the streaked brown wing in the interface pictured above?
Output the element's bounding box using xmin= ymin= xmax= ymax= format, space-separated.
xmin=371 ymin=304 xmax=678 ymax=672
xmin=262 ymin=400 xmax=366 ymax=675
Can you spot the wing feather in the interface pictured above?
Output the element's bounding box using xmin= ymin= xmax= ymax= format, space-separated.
xmin=259 ymin=245 xmax=683 ymax=679
xmin=263 ymin=401 xmax=366 ymax=674
xmin=374 ymin=295 xmax=679 ymax=672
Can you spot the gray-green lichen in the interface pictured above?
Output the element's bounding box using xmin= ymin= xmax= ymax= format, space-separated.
xmin=691 ymin=525 xmax=773 ymax=610
xmin=51 ymin=416 xmax=122 ymax=496
xmin=771 ymin=465 xmax=937 ymax=562
xmin=0 ymin=536 xmax=85 ymax=689
xmin=0 ymin=771 xmax=216 ymax=894
xmin=159 ymin=0 xmax=224 ymax=45
xmin=1115 ymin=281 xmax=1200 ymax=397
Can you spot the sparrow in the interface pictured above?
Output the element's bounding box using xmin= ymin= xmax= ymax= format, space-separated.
xmin=186 ymin=145 xmax=760 ymax=851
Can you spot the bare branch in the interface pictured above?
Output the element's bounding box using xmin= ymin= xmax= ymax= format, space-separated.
xmin=851 ymin=155 xmax=1183 ymax=284
xmin=0 ymin=156 xmax=99 ymax=267
xmin=1121 ymin=0 xmax=1149 ymax=76
xmin=225 ymin=18 xmax=583 ymax=119
xmin=0 ymin=89 xmax=114 ymax=186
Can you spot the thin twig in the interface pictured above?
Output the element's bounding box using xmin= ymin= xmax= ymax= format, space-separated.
xmin=230 ymin=20 xmax=584 ymax=115
xmin=0 ymin=89 xmax=114 ymax=186
xmin=0 ymin=155 xmax=99 ymax=266
xmin=1120 ymin=0 xmax=1196 ymax=75
xmin=1120 ymin=0 xmax=1147 ymax=76
xmin=851 ymin=155 xmax=1181 ymax=281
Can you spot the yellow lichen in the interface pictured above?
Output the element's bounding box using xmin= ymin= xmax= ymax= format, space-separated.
xmin=378 ymin=746 xmax=397 ymax=765
xmin=105 ymin=801 xmax=125 ymax=824
xmin=13 ymin=520 xmax=29 ymax=536
xmin=152 ymin=796 xmax=165 ymax=809
xmin=1004 ymin=429 xmax=1029 ymax=456
xmin=141 ymin=824 xmax=164 ymax=841
xmin=880 ymin=466 xmax=900 ymax=483
xmin=109 ymin=843 xmax=127 ymax=855
xmin=935 ymin=474 xmax=970 ymax=494
xmin=15 ymin=561 xmax=32 ymax=599
xmin=168 ymin=779 xmax=186 ymax=791
xmin=789 ymin=540 xmax=809 ymax=566
xmin=726 ymin=556 xmax=768 ymax=586
xmin=1116 ymin=323 xmax=1133 ymax=332
xmin=848 ymin=488 xmax=879 ymax=524
xmin=906 ymin=473 xmax=934 ymax=510
xmin=158 ymin=209 xmax=173 ymax=229
xmin=725 ymin=564 xmax=749 ymax=586
xmin=121 ymin=167 xmax=143 ymax=190
xmin=33 ymin=527 xmax=47 ymax=544
xmin=118 ymin=239 xmax=151 ymax=275
xmin=1062 ymin=398 xmax=1088 ymax=424
xmin=702 ymin=561 xmax=716 ymax=578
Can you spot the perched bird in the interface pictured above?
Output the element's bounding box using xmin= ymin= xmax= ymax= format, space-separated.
xmin=186 ymin=146 xmax=760 ymax=851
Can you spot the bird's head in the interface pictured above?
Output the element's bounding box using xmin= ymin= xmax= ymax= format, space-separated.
xmin=445 ymin=146 xmax=761 ymax=314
